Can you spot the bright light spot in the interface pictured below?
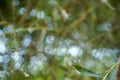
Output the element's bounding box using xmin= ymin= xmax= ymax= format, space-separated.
xmin=91 ymin=48 xmax=119 ymax=60
xmin=3 ymin=55 xmax=10 ymax=63
xmin=22 ymin=35 xmax=32 ymax=47
xmin=37 ymin=11 xmax=45 ymax=19
xmin=0 ymin=40 xmax=6 ymax=54
xmin=0 ymin=71 xmax=7 ymax=78
xmin=57 ymin=46 xmax=67 ymax=56
xmin=46 ymin=35 xmax=55 ymax=44
xmin=19 ymin=7 xmax=26 ymax=15
xmin=47 ymin=23 xmax=54 ymax=30
xmin=19 ymin=49 xmax=26 ymax=56
xmin=28 ymin=56 xmax=44 ymax=75
xmin=30 ymin=9 xmax=37 ymax=17
xmin=68 ymin=46 xmax=83 ymax=57
xmin=0 ymin=37 xmax=8 ymax=43
xmin=11 ymin=52 xmax=20 ymax=62
xmin=11 ymin=52 xmax=23 ymax=70
xmin=3 ymin=25 xmax=14 ymax=33
xmin=14 ymin=62 xmax=21 ymax=70
xmin=60 ymin=47 xmax=67 ymax=54
xmin=45 ymin=46 xmax=56 ymax=55
xmin=91 ymin=49 xmax=104 ymax=60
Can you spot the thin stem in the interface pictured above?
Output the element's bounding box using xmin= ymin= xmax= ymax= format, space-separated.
xmin=102 ymin=61 xmax=119 ymax=80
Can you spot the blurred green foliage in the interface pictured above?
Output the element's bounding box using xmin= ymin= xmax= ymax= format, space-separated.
xmin=0 ymin=0 xmax=120 ymax=80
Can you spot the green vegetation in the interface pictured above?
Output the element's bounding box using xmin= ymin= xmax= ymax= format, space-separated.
xmin=0 ymin=0 xmax=120 ymax=80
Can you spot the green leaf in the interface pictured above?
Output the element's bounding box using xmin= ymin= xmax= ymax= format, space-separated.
xmin=73 ymin=64 xmax=102 ymax=78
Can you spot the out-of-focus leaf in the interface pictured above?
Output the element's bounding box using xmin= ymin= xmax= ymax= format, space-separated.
xmin=73 ymin=64 xmax=102 ymax=78
xmin=105 ymin=69 xmax=116 ymax=80
xmin=103 ymin=63 xmax=117 ymax=80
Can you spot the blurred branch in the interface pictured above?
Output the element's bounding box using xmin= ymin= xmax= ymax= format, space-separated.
xmin=101 ymin=0 xmax=115 ymax=10
xmin=89 ymin=26 xmax=120 ymax=43
xmin=0 ymin=21 xmax=8 ymax=25
xmin=17 ymin=0 xmax=31 ymax=26
xmin=37 ymin=28 xmax=47 ymax=52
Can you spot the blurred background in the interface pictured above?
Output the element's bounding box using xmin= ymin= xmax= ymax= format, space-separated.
xmin=0 ymin=0 xmax=120 ymax=80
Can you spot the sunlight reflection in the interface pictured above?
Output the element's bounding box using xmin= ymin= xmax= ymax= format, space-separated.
xmin=68 ymin=46 xmax=83 ymax=57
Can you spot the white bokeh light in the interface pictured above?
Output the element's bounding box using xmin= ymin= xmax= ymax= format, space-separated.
xmin=0 ymin=71 xmax=7 ymax=78
xmin=68 ymin=46 xmax=83 ymax=57
xmin=3 ymin=55 xmax=10 ymax=63
xmin=22 ymin=35 xmax=32 ymax=47
xmin=11 ymin=52 xmax=20 ymax=62
xmin=30 ymin=9 xmax=37 ymax=17
xmin=0 ymin=55 xmax=3 ymax=63
xmin=37 ymin=11 xmax=45 ymax=19
xmin=14 ymin=62 xmax=21 ymax=70
xmin=19 ymin=7 xmax=26 ymax=15
xmin=28 ymin=56 xmax=44 ymax=75
xmin=0 ymin=29 xmax=4 ymax=36
xmin=0 ymin=40 xmax=6 ymax=54
xmin=46 ymin=35 xmax=55 ymax=44
xmin=91 ymin=49 xmax=104 ymax=60
xmin=3 ymin=25 xmax=14 ymax=33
